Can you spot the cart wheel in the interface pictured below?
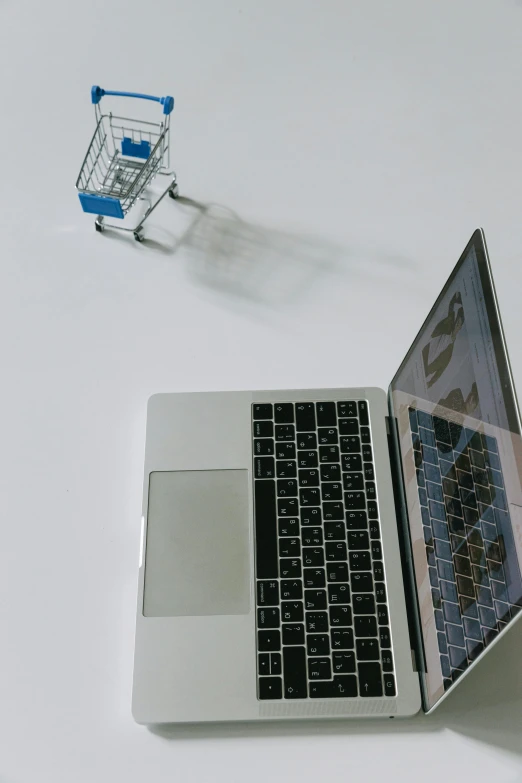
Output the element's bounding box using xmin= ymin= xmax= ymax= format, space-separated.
xmin=95 ymin=219 xmax=104 ymax=233
xmin=134 ymin=230 xmax=144 ymax=242
xmin=169 ymin=185 xmax=179 ymax=199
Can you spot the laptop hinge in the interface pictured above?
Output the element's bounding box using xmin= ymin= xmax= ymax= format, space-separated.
xmin=386 ymin=414 xmax=427 ymax=675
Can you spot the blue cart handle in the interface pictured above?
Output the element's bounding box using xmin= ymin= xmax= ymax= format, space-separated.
xmin=91 ymin=86 xmax=174 ymax=115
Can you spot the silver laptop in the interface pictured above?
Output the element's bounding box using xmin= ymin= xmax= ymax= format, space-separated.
xmin=132 ymin=229 xmax=522 ymax=723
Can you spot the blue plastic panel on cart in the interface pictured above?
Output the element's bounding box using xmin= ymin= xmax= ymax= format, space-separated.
xmin=121 ymin=137 xmax=151 ymax=159
xmin=78 ymin=193 xmax=124 ymax=219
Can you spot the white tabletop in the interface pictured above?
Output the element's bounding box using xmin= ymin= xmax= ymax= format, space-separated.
xmin=2 ymin=1 xmax=522 ymax=780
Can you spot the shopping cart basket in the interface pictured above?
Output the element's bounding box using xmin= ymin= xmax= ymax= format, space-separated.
xmin=76 ymin=86 xmax=178 ymax=241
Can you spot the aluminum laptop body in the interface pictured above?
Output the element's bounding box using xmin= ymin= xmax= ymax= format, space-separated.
xmin=132 ymin=229 xmax=522 ymax=723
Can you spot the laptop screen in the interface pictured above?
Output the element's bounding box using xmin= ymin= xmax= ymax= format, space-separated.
xmin=389 ymin=229 xmax=522 ymax=712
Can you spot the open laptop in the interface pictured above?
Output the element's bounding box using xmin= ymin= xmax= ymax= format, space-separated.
xmin=132 ymin=229 xmax=522 ymax=723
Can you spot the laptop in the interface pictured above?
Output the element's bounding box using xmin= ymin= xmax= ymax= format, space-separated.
xmin=132 ymin=229 xmax=522 ymax=723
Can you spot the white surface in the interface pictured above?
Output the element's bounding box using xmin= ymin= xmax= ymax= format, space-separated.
xmin=1 ymin=0 xmax=522 ymax=780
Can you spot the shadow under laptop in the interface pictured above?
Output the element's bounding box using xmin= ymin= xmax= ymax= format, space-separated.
xmin=121 ymin=194 xmax=416 ymax=315
xmin=148 ymin=619 xmax=522 ymax=755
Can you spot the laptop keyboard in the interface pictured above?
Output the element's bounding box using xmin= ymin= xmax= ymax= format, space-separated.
xmin=410 ymin=408 xmax=522 ymax=690
xmin=252 ymin=400 xmax=395 ymax=700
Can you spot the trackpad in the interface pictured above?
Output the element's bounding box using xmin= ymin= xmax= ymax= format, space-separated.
xmin=143 ymin=470 xmax=251 ymax=617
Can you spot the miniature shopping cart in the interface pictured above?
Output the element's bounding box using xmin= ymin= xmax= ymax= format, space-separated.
xmin=76 ymin=86 xmax=178 ymax=241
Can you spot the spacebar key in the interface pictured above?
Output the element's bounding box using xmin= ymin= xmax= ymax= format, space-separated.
xmin=255 ymin=479 xmax=278 ymax=579
xmin=283 ymin=646 xmax=307 ymax=698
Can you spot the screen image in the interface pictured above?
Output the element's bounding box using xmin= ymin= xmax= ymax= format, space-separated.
xmin=389 ymin=230 xmax=522 ymax=711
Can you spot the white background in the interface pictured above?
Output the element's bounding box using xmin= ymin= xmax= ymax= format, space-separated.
xmin=1 ymin=1 xmax=522 ymax=780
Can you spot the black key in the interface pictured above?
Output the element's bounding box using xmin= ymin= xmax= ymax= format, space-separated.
xmin=356 ymin=639 xmax=379 ymax=660
xmin=278 ymin=537 xmax=300 ymax=558
xmin=383 ymin=674 xmax=396 ymax=697
xmin=298 ymin=451 xmax=318 ymax=468
xmin=355 ymin=616 xmax=377 ymax=636
xmin=279 ymin=558 xmax=301 ymax=578
xmin=276 ymin=442 xmax=296 ymax=460
xmin=373 ymin=561 xmax=385 ymax=581
xmin=254 ymin=438 xmax=275 ymax=456
xmin=278 ymin=517 xmax=299 ymax=536
xmin=363 ymin=463 xmax=375 ymax=481
xmin=379 ymin=627 xmax=391 ymax=648
xmin=353 ymin=594 xmax=375 ymax=615
xmin=274 ymin=403 xmax=294 ymax=423
xmin=367 ymin=501 xmax=378 ymax=520
xmin=258 ymin=630 xmax=281 ymax=651
xmin=304 ymin=568 xmax=326 ymax=588
xmin=331 ymin=628 xmax=354 ymax=649
xmin=357 ymin=401 xmax=368 ymax=425
xmin=459 ymin=594 xmax=478 ymax=617
xmin=448 ymin=645 xmax=467 ymax=669
xmin=318 ymin=427 xmax=339 ymax=444
xmin=304 ymin=589 xmax=327 ymax=610
xmin=327 ymin=562 xmax=349 ymax=582
xmin=307 ymin=634 xmax=330 ymax=655
xmin=433 ymin=416 xmax=451 ymax=446
xmin=254 ymin=420 xmax=274 ymax=438
xmin=366 ymin=483 xmax=377 ymax=501
xmin=345 ymin=492 xmax=366 ymax=510
xmin=369 ymin=520 xmax=381 ymax=540
xmin=309 ymin=676 xmax=358 ymax=698
xmin=277 ymin=461 xmax=297 ymax=479
xmin=351 ymin=572 xmax=373 ymax=592
xmin=283 ymin=646 xmax=307 ymax=699
xmin=342 ymin=454 xmax=363 ymax=472
xmin=301 ymin=527 xmax=323 ymax=546
xmin=479 ymin=605 xmax=497 ymax=628
xmin=297 ymin=433 xmax=317 ymax=450
xmin=341 ymin=437 xmax=361 ymax=454
xmin=258 ymin=607 xmax=280 ymax=628
xmin=346 ymin=511 xmax=368 ymax=530
xmin=358 ymin=662 xmax=383 ymax=696
xmin=440 ymin=579 xmax=458 ymax=602
xmin=319 ymin=445 xmax=340 ymax=463
xmin=362 ymin=445 xmax=373 ymax=462
xmin=275 ymin=424 xmax=295 ymax=442
xmin=259 ymin=676 xmax=282 ymax=699
xmin=306 ymin=612 xmax=328 ymax=632
xmin=253 ymin=404 xmax=273 ymax=420
xmin=442 ymin=601 xmax=461 ymax=625
xmin=466 ymin=639 xmax=483 ymax=662
xmin=258 ymin=653 xmax=270 ymax=675
xmin=300 ymin=487 xmax=321 ymax=506
xmin=295 ymin=403 xmax=316 ymax=432
xmin=303 ymin=547 xmax=324 ymax=566
xmin=270 ymin=653 xmax=282 ymax=675
xmin=329 ymin=605 xmax=352 ymax=626
xmin=301 ymin=507 xmax=322 ymax=526
xmin=255 ymin=458 xmax=275 ymax=479
xmin=321 ymin=482 xmax=343 ymax=501
xmin=316 ymin=402 xmax=337 ymax=426
xmin=350 ymin=551 xmax=372 ymax=571
xmin=326 ymin=541 xmax=348 ymax=561
xmin=437 ymin=632 xmax=448 ymax=655
xmin=308 ymin=657 xmax=332 ymax=680
xmin=360 ymin=426 xmax=371 ymax=444
xmin=348 ymin=531 xmax=369 ymax=550
xmin=377 ymin=605 xmax=389 ymax=625
xmin=299 ymin=468 xmax=319 ymax=487
xmin=372 ymin=541 xmax=383 ymax=559
xmin=255 ymin=479 xmax=278 ymax=578
xmin=281 ymin=580 xmax=303 ymax=599
xmin=320 ymin=463 xmax=341 ymax=482
xmin=282 ymin=623 xmax=305 ymax=645
xmin=338 ymin=401 xmax=357 ymax=418
xmin=257 ymin=580 xmax=279 ymax=606
xmin=446 ymin=623 xmax=465 ymax=648
xmin=278 ymin=498 xmax=298 ymax=516
xmin=324 ymin=521 xmax=346 ymax=540
xmin=343 ymin=472 xmax=364 ymax=491
xmin=381 ymin=649 xmax=394 ymax=672
xmin=328 ymin=583 xmax=351 ymax=604
xmin=463 ymin=617 xmax=482 ymax=640
xmin=277 ymin=479 xmax=298 ymax=497
xmin=339 ymin=418 xmax=359 ymax=436
xmin=323 ymin=501 xmax=344 ymax=520
xmin=333 ymin=652 xmax=356 ymax=673
xmin=281 ymin=601 xmax=304 ymax=622
xmin=454 ymin=555 xmax=472 ymax=578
